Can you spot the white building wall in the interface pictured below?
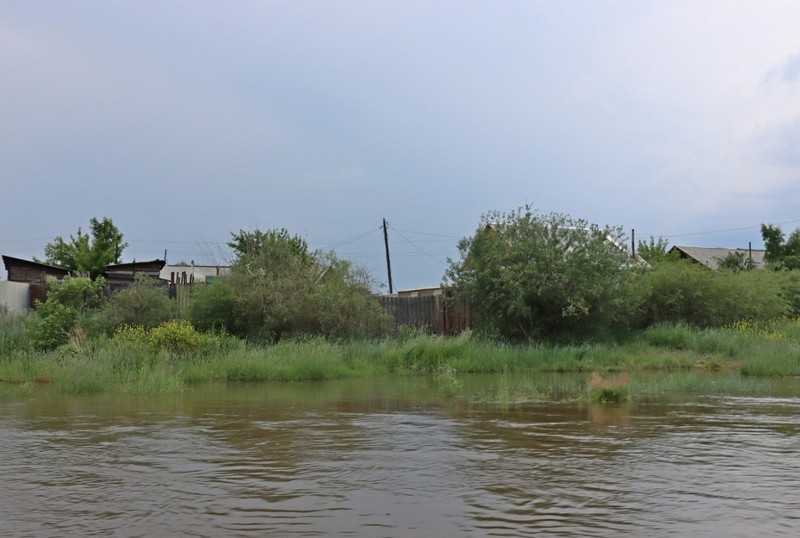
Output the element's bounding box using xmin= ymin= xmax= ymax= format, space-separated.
xmin=0 ymin=281 xmax=30 ymax=313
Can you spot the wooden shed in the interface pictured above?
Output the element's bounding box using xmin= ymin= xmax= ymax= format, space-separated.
xmin=2 ymin=255 xmax=69 ymax=283
xmin=103 ymin=259 xmax=167 ymax=292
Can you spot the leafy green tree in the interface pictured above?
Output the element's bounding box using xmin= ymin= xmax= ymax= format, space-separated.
xmin=761 ymin=224 xmax=800 ymax=270
xmin=637 ymin=236 xmax=677 ymax=265
xmin=716 ymin=251 xmax=755 ymax=273
xmin=444 ymin=205 xmax=631 ymax=341
xmin=39 ymin=217 xmax=127 ymax=278
xmin=27 ymin=276 xmax=106 ymax=350
xmin=188 ymin=228 xmax=386 ymax=341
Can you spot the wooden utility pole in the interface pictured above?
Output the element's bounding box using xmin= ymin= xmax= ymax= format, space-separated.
xmin=383 ymin=218 xmax=394 ymax=294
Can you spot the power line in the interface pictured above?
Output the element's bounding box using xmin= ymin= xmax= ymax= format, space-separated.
xmin=388 ymin=225 xmax=448 ymax=265
xmin=661 ymin=218 xmax=800 ymax=239
xmin=325 ymin=227 xmax=382 ymax=250
xmin=391 ymin=227 xmax=462 ymax=240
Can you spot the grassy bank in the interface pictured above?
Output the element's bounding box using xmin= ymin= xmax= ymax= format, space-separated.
xmin=1 ymin=316 xmax=800 ymax=395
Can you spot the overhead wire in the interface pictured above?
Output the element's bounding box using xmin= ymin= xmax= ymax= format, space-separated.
xmin=387 ymin=224 xmax=449 ymax=265
xmin=660 ymin=219 xmax=800 ymax=240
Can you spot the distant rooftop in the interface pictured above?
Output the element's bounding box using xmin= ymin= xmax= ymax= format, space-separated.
xmin=670 ymin=246 xmax=766 ymax=270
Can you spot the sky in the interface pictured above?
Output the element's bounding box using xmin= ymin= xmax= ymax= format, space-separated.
xmin=2 ymin=1 xmax=800 ymax=291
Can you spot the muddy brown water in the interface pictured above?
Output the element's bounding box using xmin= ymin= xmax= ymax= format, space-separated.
xmin=1 ymin=375 xmax=799 ymax=537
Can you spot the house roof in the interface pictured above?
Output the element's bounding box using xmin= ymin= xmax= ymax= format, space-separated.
xmin=104 ymin=259 xmax=166 ymax=280
xmin=2 ymin=255 xmax=70 ymax=282
xmin=669 ymin=246 xmax=766 ymax=270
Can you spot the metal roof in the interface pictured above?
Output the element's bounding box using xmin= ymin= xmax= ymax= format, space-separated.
xmin=670 ymin=246 xmax=766 ymax=270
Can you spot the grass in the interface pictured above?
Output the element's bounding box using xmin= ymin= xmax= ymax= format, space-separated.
xmin=2 ymin=317 xmax=800 ymax=395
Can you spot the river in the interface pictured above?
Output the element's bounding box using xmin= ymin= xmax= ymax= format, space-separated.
xmin=1 ymin=375 xmax=799 ymax=537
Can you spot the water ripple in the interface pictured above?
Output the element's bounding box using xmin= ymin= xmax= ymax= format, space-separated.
xmin=1 ymin=384 xmax=799 ymax=536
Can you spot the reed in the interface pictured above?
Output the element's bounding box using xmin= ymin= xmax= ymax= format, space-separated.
xmin=740 ymin=340 xmax=800 ymax=377
xmin=0 ymin=311 xmax=31 ymax=357
xmin=5 ymin=319 xmax=800 ymax=393
xmin=588 ymin=371 xmax=630 ymax=403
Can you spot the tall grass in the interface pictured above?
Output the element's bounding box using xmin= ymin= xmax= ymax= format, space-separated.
xmin=3 ymin=319 xmax=800 ymax=394
xmin=0 ymin=310 xmax=31 ymax=357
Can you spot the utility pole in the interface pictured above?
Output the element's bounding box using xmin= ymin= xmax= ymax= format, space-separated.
xmin=382 ymin=218 xmax=394 ymax=294
xmin=631 ymin=228 xmax=635 ymax=257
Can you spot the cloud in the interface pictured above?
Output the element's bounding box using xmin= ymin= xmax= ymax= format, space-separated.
xmin=766 ymin=53 xmax=800 ymax=84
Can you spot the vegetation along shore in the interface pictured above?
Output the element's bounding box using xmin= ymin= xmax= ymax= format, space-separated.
xmin=2 ymin=210 xmax=800 ymax=399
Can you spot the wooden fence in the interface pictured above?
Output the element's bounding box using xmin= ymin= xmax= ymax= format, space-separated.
xmin=379 ymin=295 xmax=474 ymax=335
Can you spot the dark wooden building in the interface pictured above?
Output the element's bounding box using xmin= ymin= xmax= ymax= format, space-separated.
xmin=2 ymin=255 xmax=69 ymax=283
xmin=103 ymin=259 xmax=167 ymax=292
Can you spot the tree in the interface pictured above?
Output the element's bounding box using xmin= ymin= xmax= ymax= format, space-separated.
xmin=40 ymin=217 xmax=127 ymax=278
xmin=637 ymin=236 xmax=677 ymax=265
xmin=27 ymin=276 xmax=106 ymax=350
xmin=760 ymin=224 xmax=800 ymax=270
xmin=716 ymin=251 xmax=755 ymax=273
xmin=188 ymin=228 xmax=386 ymax=341
xmin=444 ymin=205 xmax=631 ymax=341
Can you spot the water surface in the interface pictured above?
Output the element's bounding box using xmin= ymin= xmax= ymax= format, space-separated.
xmin=1 ymin=376 xmax=799 ymax=537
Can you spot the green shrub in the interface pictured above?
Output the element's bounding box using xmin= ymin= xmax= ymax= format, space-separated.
xmin=445 ymin=205 xmax=631 ymax=342
xmin=112 ymin=320 xmax=222 ymax=356
xmin=26 ymin=276 xmax=105 ymax=350
xmin=91 ymin=274 xmax=176 ymax=334
xmin=630 ymin=261 xmax=788 ymax=328
xmin=27 ymin=301 xmax=78 ymax=351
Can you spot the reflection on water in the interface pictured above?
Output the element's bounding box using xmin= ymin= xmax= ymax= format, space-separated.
xmin=1 ymin=376 xmax=799 ymax=537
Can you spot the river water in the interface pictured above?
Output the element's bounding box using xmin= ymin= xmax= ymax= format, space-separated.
xmin=1 ymin=375 xmax=799 ymax=537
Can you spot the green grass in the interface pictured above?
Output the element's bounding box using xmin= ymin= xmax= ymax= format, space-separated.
xmin=3 ymin=318 xmax=800 ymax=394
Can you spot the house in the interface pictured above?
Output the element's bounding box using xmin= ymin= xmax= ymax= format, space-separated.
xmin=393 ymin=286 xmax=443 ymax=298
xmin=668 ymin=246 xmax=766 ymax=270
xmin=160 ymin=263 xmax=230 ymax=284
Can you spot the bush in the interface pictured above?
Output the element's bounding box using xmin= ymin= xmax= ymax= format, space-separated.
xmin=91 ymin=274 xmax=176 ymax=334
xmin=26 ymin=276 xmax=105 ymax=350
xmin=113 ymin=320 xmax=222 ymax=356
xmin=628 ymin=261 xmax=788 ymax=328
xmin=27 ymin=301 xmax=78 ymax=351
xmin=445 ymin=205 xmax=632 ymax=342
xmin=186 ymin=228 xmax=387 ymax=342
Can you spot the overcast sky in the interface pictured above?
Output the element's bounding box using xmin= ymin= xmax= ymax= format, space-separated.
xmin=2 ymin=1 xmax=800 ymax=290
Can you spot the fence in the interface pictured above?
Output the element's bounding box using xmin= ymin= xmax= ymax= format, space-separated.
xmin=379 ymin=295 xmax=474 ymax=335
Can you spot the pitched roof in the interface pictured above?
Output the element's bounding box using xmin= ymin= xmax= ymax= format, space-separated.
xmin=669 ymin=246 xmax=766 ymax=270
xmin=2 ymin=255 xmax=70 ymax=282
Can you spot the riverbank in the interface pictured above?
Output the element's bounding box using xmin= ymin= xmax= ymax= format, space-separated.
xmin=2 ymin=319 xmax=799 ymax=395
